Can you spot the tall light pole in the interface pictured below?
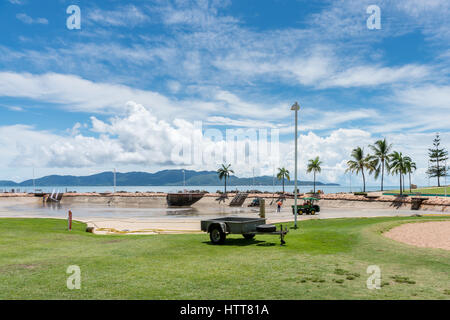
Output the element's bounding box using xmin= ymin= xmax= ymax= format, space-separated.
xmin=32 ymin=168 xmax=36 ymax=193
xmin=253 ymin=167 xmax=255 ymax=188
xmin=349 ymin=172 xmax=352 ymax=193
xmin=445 ymin=160 xmax=447 ymax=197
xmin=113 ymin=168 xmax=116 ymax=193
xmin=291 ymin=102 xmax=300 ymax=229
xmin=272 ymin=166 xmax=275 ymax=197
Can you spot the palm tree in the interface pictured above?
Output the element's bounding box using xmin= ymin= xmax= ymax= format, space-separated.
xmin=345 ymin=147 xmax=374 ymax=192
xmin=277 ymin=167 xmax=290 ymax=194
xmin=307 ymin=156 xmax=322 ymax=193
xmin=389 ymin=151 xmax=411 ymax=195
xmin=217 ymin=164 xmax=234 ymax=194
xmin=404 ymin=157 xmax=416 ymax=193
xmin=369 ymin=138 xmax=392 ymax=191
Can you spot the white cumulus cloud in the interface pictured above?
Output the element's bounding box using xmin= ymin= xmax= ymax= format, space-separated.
xmin=16 ymin=13 xmax=48 ymax=25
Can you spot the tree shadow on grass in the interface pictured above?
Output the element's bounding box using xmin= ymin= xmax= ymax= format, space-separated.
xmin=256 ymin=242 xmax=277 ymax=247
xmin=202 ymin=238 xmax=267 ymax=246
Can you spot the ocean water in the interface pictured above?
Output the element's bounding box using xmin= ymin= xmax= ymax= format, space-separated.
xmin=1 ymin=185 xmax=400 ymax=194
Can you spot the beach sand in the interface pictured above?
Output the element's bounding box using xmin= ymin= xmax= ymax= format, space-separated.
xmin=384 ymin=221 xmax=450 ymax=250
xmin=84 ymin=215 xmax=297 ymax=235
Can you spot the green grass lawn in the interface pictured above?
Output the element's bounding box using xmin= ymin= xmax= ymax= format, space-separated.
xmin=0 ymin=217 xmax=449 ymax=299
xmin=385 ymin=186 xmax=449 ymax=195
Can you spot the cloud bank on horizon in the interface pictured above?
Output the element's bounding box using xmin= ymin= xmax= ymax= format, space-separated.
xmin=0 ymin=0 xmax=449 ymax=186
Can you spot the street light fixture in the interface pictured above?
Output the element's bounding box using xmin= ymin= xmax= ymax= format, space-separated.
xmin=291 ymin=102 xmax=300 ymax=229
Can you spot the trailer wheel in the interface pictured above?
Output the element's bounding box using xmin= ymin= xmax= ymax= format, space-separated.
xmin=243 ymin=234 xmax=255 ymax=240
xmin=210 ymin=226 xmax=226 ymax=244
xmin=311 ymin=210 xmax=315 ymax=215
xmin=298 ymin=210 xmax=303 ymax=215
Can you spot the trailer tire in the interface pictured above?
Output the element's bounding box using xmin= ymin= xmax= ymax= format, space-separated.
xmin=210 ymin=226 xmax=226 ymax=244
xmin=243 ymin=234 xmax=255 ymax=240
xmin=298 ymin=210 xmax=303 ymax=215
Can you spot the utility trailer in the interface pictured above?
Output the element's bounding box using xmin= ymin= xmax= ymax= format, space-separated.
xmin=200 ymin=217 xmax=288 ymax=245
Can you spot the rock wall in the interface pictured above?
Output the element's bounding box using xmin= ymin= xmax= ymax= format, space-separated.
xmin=1 ymin=192 xmax=448 ymax=212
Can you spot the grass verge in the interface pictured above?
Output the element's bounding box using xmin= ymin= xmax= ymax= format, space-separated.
xmin=385 ymin=186 xmax=449 ymax=195
xmin=0 ymin=216 xmax=449 ymax=299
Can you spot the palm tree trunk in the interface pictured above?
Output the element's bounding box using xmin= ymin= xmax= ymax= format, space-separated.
xmin=224 ymin=176 xmax=227 ymax=194
xmin=399 ymin=174 xmax=402 ymax=195
xmin=409 ymin=172 xmax=411 ymax=193
xmin=313 ymin=171 xmax=316 ymax=193
xmin=362 ymin=169 xmax=366 ymax=192
xmin=282 ymin=178 xmax=285 ymax=194
xmin=381 ymin=161 xmax=384 ymax=191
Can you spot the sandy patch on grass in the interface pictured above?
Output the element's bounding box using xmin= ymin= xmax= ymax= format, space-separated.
xmin=87 ymin=217 xmax=294 ymax=235
xmin=384 ymin=221 xmax=450 ymax=250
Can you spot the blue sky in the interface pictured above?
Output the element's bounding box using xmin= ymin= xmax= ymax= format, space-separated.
xmin=0 ymin=0 xmax=449 ymax=186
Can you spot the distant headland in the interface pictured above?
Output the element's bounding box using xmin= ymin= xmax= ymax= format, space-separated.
xmin=0 ymin=170 xmax=340 ymax=187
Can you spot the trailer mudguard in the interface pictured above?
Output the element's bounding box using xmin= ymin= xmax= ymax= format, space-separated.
xmin=208 ymin=222 xmax=227 ymax=233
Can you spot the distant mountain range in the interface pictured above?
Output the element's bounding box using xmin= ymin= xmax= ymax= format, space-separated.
xmin=0 ymin=170 xmax=339 ymax=187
